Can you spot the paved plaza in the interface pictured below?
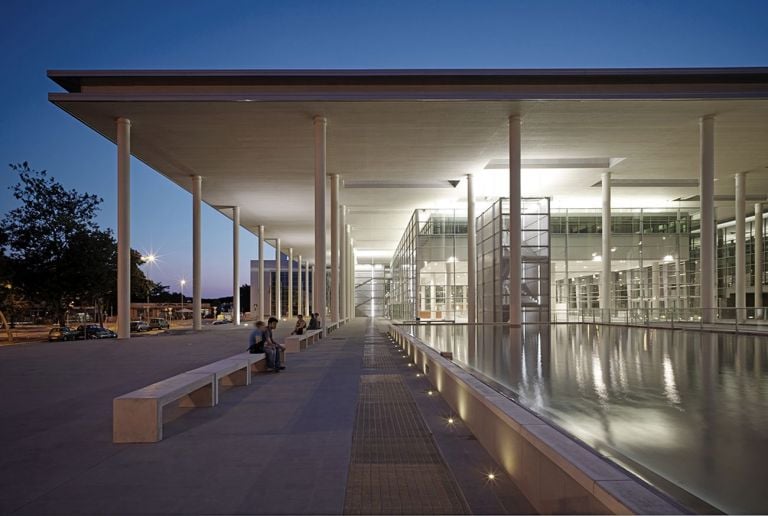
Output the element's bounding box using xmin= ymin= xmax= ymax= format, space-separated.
xmin=0 ymin=318 xmax=533 ymax=515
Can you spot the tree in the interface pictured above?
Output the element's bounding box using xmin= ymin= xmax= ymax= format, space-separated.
xmin=0 ymin=163 xmax=151 ymax=322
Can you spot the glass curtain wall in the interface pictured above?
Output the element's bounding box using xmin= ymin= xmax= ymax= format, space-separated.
xmin=354 ymin=263 xmax=390 ymax=318
xmin=389 ymin=209 xmax=468 ymax=321
xmin=476 ymin=198 xmax=550 ymax=323
xmin=551 ymin=208 xmax=698 ymax=322
xmin=717 ymin=213 xmax=768 ymax=315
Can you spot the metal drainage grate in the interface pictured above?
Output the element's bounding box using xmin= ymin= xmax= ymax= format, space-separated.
xmin=362 ymin=345 xmax=401 ymax=370
xmin=343 ymin=374 xmax=469 ymax=515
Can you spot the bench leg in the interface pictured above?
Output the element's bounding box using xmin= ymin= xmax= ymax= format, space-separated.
xmin=251 ymin=361 xmax=267 ymax=373
xmin=221 ymin=367 xmax=249 ymax=387
xmin=114 ymin=398 xmax=161 ymax=443
xmin=179 ymin=383 xmax=214 ymax=408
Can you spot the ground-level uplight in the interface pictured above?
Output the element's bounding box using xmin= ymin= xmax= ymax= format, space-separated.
xmin=427 ymin=390 xmax=435 ymax=396
xmin=487 ymin=473 xmax=496 ymax=481
xmin=447 ymin=417 xmax=455 ymax=424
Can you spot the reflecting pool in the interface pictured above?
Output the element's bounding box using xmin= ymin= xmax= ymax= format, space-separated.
xmin=405 ymin=324 xmax=768 ymax=514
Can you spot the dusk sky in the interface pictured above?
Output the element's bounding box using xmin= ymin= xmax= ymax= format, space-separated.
xmin=2 ymin=0 xmax=767 ymax=297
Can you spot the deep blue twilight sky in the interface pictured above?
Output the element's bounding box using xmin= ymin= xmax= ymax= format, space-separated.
xmin=2 ymin=0 xmax=767 ymax=297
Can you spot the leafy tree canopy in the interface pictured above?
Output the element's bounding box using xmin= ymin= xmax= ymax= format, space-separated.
xmin=1 ymin=162 xmax=151 ymax=321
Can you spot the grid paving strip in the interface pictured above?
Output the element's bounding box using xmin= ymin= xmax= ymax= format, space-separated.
xmin=343 ymin=370 xmax=469 ymax=515
xmin=362 ymin=343 xmax=401 ymax=369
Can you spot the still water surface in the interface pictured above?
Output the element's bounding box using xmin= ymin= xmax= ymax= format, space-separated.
xmin=406 ymin=324 xmax=768 ymax=514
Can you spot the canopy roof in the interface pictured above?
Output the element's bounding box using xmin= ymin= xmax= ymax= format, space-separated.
xmin=49 ymin=68 xmax=768 ymax=264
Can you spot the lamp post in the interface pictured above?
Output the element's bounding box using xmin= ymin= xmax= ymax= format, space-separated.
xmin=141 ymin=253 xmax=156 ymax=320
xmin=180 ymin=279 xmax=186 ymax=321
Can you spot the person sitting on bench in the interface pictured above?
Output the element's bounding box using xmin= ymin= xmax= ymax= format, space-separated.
xmin=265 ymin=317 xmax=286 ymax=372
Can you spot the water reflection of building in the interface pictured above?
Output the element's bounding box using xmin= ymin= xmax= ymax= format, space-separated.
xmin=409 ymin=323 xmax=768 ymax=513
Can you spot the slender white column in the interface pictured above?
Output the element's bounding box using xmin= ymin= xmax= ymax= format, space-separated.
xmin=192 ymin=175 xmax=202 ymax=331
xmin=275 ymin=238 xmax=281 ymax=318
xmin=297 ymin=255 xmax=303 ymax=316
xmin=467 ymin=174 xmax=477 ymax=325
xmin=116 ymin=118 xmax=131 ymax=339
xmin=288 ymin=247 xmax=294 ymax=317
xmin=340 ymin=205 xmax=347 ymax=321
xmin=258 ymin=225 xmax=265 ymax=321
xmin=347 ymin=225 xmax=353 ymax=319
xmin=330 ymin=174 xmax=340 ymax=323
xmin=736 ymin=172 xmax=746 ymax=321
xmin=314 ymin=116 xmax=327 ymax=328
xmin=232 ymin=206 xmax=240 ymax=325
xmin=700 ymin=115 xmax=716 ymax=323
xmin=755 ymin=203 xmax=763 ymax=312
xmin=305 ymin=262 xmax=310 ymax=316
xmin=508 ymin=115 xmax=522 ymax=326
xmin=601 ymin=171 xmax=611 ymax=322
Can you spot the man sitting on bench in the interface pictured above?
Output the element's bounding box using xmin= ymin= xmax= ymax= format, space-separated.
xmin=265 ymin=317 xmax=286 ymax=372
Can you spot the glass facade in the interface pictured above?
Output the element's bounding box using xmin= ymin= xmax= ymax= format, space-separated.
xmin=477 ymin=198 xmax=550 ymax=323
xmin=389 ymin=209 xmax=468 ymax=321
xmin=354 ymin=263 xmax=389 ymax=318
xmin=551 ymin=208 xmax=697 ymax=322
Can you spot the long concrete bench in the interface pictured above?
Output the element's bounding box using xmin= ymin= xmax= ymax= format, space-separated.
xmin=283 ymin=329 xmax=322 ymax=353
xmin=187 ymin=357 xmax=250 ymax=403
xmin=113 ymin=371 xmax=216 ymax=443
xmin=113 ymin=352 xmax=268 ymax=443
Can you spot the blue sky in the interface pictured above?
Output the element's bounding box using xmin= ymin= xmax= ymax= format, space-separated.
xmin=2 ymin=0 xmax=767 ymax=297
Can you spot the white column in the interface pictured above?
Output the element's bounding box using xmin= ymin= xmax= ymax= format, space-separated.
xmin=192 ymin=175 xmax=202 ymax=331
xmin=467 ymin=173 xmax=477 ymax=325
xmin=736 ymin=172 xmax=746 ymax=321
xmin=116 ymin=118 xmax=131 ymax=339
xmin=756 ymin=203 xmax=764 ymax=312
xmin=304 ymin=262 xmax=311 ymax=316
xmin=340 ymin=205 xmax=347 ymax=321
xmin=700 ymin=115 xmax=716 ymax=323
xmin=288 ymin=247 xmax=294 ymax=317
xmin=446 ymin=261 xmax=454 ymax=320
xmin=258 ymin=225 xmax=265 ymax=321
xmin=330 ymin=174 xmax=340 ymax=323
xmin=275 ymin=238 xmax=281 ymax=318
xmin=508 ymin=115 xmax=522 ymax=326
xmin=347 ymin=225 xmax=353 ymax=319
xmin=232 ymin=206 xmax=240 ymax=325
xmin=297 ymin=254 xmax=303 ymax=316
xmin=601 ymin=171 xmax=611 ymax=323
xmin=314 ymin=116 xmax=327 ymax=328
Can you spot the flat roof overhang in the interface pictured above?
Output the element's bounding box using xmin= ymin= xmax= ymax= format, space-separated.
xmin=47 ymin=68 xmax=768 ymax=263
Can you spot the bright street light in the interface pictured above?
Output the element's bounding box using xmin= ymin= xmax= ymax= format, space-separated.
xmin=180 ymin=279 xmax=186 ymax=320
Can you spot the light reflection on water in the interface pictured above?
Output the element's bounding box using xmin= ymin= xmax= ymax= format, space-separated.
xmin=406 ymin=324 xmax=768 ymax=514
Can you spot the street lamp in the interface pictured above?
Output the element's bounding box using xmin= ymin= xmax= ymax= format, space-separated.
xmin=180 ymin=279 xmax=186 ymax=320
xmin=141 ymin=254 xmax=157 ymax=320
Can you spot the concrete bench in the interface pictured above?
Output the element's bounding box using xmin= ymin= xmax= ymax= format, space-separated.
xmin=113 ymin=371 xmax=215 ymax=443
xmin=114 ymin=353 xmax=269 ymax=443
xmin=187 ymin=357 xmax=250 ymax=403
xmin=228 ymin=351 xmax=268 ymax=373
xmin=284 ymin=329 xmax=323 ymax=353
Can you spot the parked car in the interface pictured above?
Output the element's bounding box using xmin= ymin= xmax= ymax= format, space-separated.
xmin=130 ymin=321 xmax=150 ymax=332
xmin=48 ymin=326 xmax=76 ymax=342
xmin=75 ymin=324 xmax=117 ymax=339
xmin=148 ymin=318 xmax=169 ymax=330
